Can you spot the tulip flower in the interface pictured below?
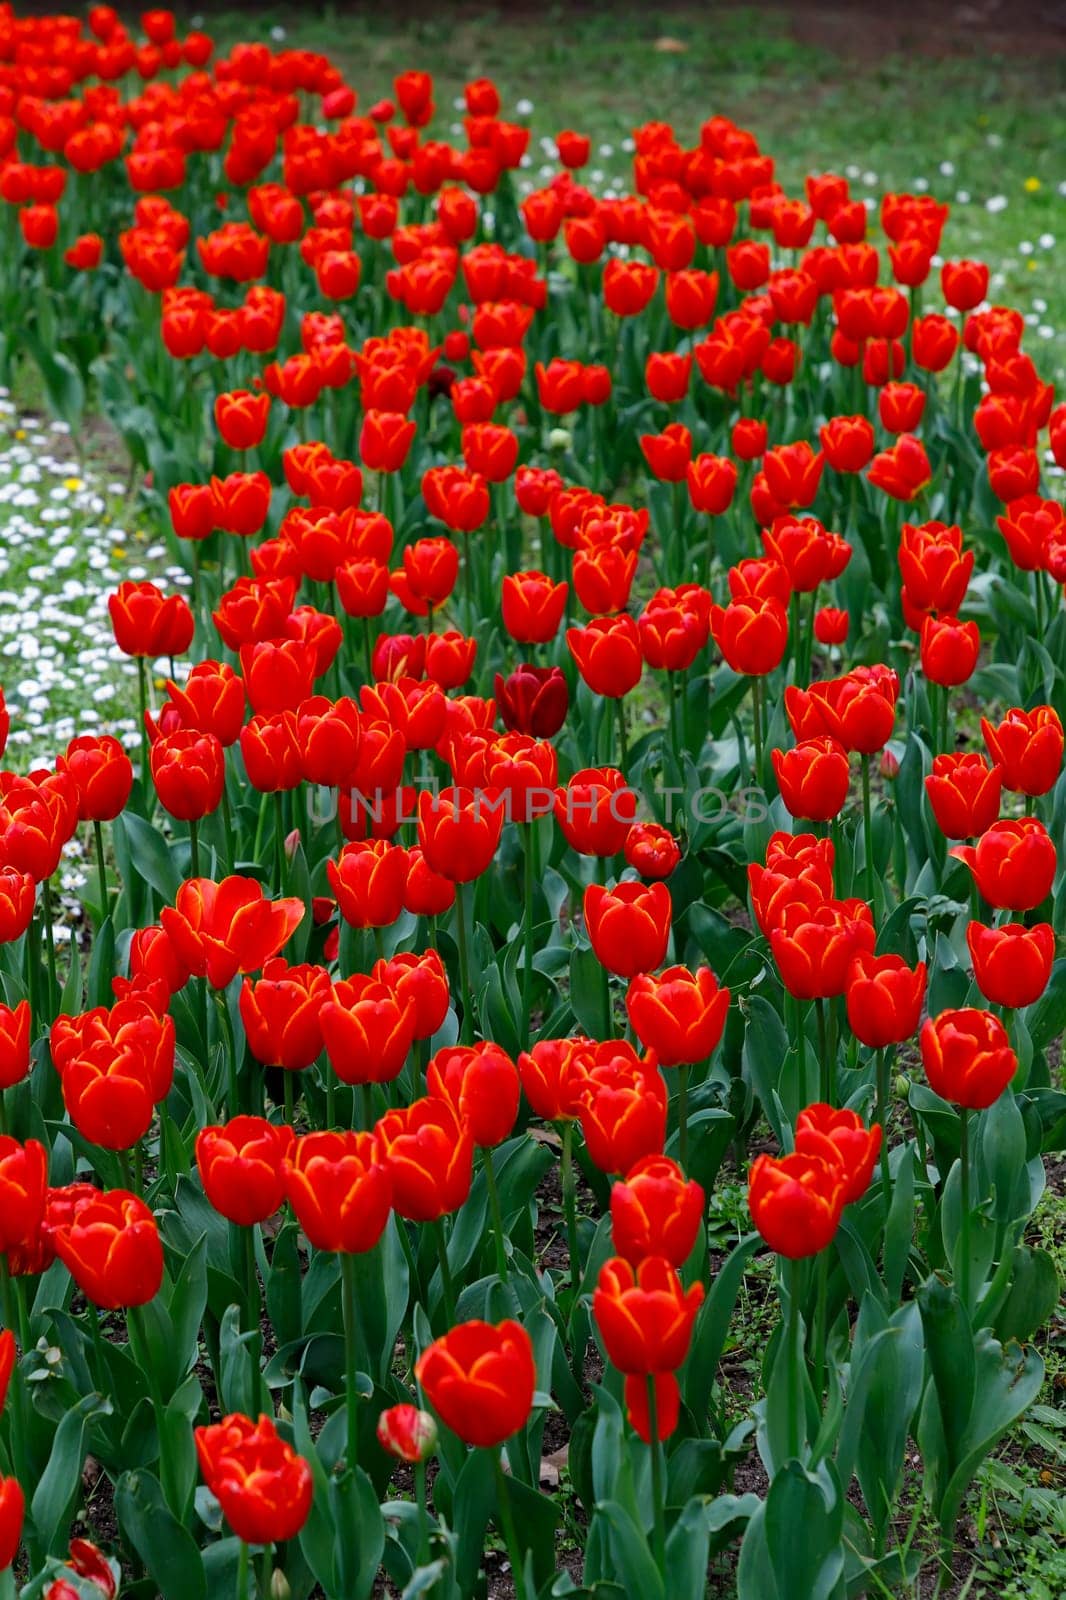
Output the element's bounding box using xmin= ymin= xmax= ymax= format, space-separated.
xmin=52 ymin=1188 xmax=163 ymax=1310
xmin=371 ymin=950 xmax=450 ymax=1041
xmin=160 ymin=877 xmax=305 ymax=989
xmin=794 ymin=1104 xmax=881 ymax=1205
xmin=239 ymin=959 xmax=330 ymax=1073
xmin=554 ymin=768 xmax=636 ymax=857
xmin=376 ymin=1404 xmax=437 ymax=1463
xmin=195 ymin=1413 xmax=312 ymax=1545
xmin=920 ymin=614 xmax=980 ymax=689
xmin=584 ymin=882 xmax=671 ymax=979
xmin=0 ymin=1476 xmax=24 ymax=1572
xmin=625 ymin=965 xmax=729 ymax=1066
xmin=925 ymin=752 xmax=1002 ymax=840
xmin=0 ymin=1136 xmax=47 ymax=1256
xmin=320 ymin=975 xmax=417 ymax=1091
xmin=845 ymin=952 xmax=927 ymax=1050
xmin=416 ymin=1316 xmax=536 ymax=1449
xmin=966 ymin=921 xmax=1054 ymax=1009
xmin=593 ymin=1254 xmax=704 ymax=1374
xmin=610 ymin=1155 xmax=704 ymax=1267
xmin=517 ymin=1037 xmax=592 ymax=1123
xmin=949 ymin=817 xmax=1056 ymax=912
xmin=624 ymin=822 xmax=681 ymax=879
xmin=413 ymin=1317 xmax=536 ymax=1576
xmin=197 ymin=1117 xmax=294 ymax=1227
xmin=980 ymin=706 xmax=1063 ymax=797
xmin=376 ymin=1096 xmax=473 ymax=1230
xmin=920 ymin=1008 xmax=1018 ymax=1111
xmin=748 ymin=1150 xmax=845 ymax=1258
xmin=771 ymin=737 xmax=850 ymax=822
xmin=578 ymin=1041 xmax=668 ymax=1176
xmin=0 ymin=1000 xmax=31 ymax=1091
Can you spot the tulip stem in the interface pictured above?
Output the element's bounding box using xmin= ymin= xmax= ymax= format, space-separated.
xmin=1034 ymin=569 xmax=1045 ymax=641
xmin=958 ymin=1107 xmax=972 ymax=1314
xmin=483 ymin=1150 xmax=510 ymax=1282
xmin=646 ymin=1375 xmax=666 ymax=1568
xmin=677 ymin=1063 xmax=690 ymax=1172
xmin=560 ymin=1121 xmax=582 ymax=1295
xmin=244 ymin=1224 xmax=261 ymax=1411
xmin=615 ymin=697 xmax=629 ymax=774
xmin=493 ymin=1453 xmax=528 ymax=1600
xmin=433 ymin=1219 xmax=456 ymax=1327
xmin=137 ymin=656 xmax=151 ymax=804
xmin=86 ymin=1299 xmax=110 ymax=1389
xmin=667 ymin=671 xmax=682 ymax=766
xmin=521 ymin=822 xmax=536 ymax=1052
xmin=875 ymin=1047 xmax=892 ymax=1202
xmin=794 ymin=994 xmax=808 ymax=1107
xmin=41 ymin=875 xmax=59 ymax=1018
xmin=815 ymin=997 xmax=830 ymax=1106
xmin=600 ymin=960 xmax=612 ymax=1042
xmin=362 ymin=617 xmax=374 ymax=685
xmin=340 ymin=1251 xmax=361 ymax=1476
xmin=860 ymin=753 xmax=875 ymax=911
xmin=221 ymin=783 xmax=234 ymax=876
xmin=750 ymin=677 xmax=764 ymax=788
xmin=258 ymin=1546 xmax=273 ymax=1600
xmin=786 ymin=1257 xmax=803 ymax=1461
xmin=455 ymin=881 xmax=475 ymax=1044
xmin=214 ymin=990 xmax=241 ymax=1113
xmin=237 ymin=1538 xmax=251 ymax=1600
xmin=189 ymin=817 xmax=201 ymax=880
xmin=813 ymin=1248 xmax=829 ymax=1404
xmin=0 ymin=1261 xmax=31 ymax=1562
xmin=23 ymin=925 xmax=39 ymax=1037
xmin=273 ymin=792 xmax=285 ymax=891
xmin=130 ymin=1303 xmax=182 ymax=1517
xmin=93 ymin=820 xmax=109 ymax=919
xmin=462 ymin=534 xmax=476 ymax=631
xmin=415 ymin=1458 xmax=430 ymax=1567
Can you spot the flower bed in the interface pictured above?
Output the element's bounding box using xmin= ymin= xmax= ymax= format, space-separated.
xmin=0 ymin=6 xmax=1062 ymax=1599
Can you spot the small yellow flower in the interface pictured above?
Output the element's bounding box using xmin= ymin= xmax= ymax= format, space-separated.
xmin=63 ymin=476 xmax=84 ymax=492
xmin=111 ymin=545 xmax=127 ymax=559
xmin=14 ymin=429 xmax=25 ymax=440
xmin=1023 ymin=176 xmax=1041 ymax=193
xmin=1027 ymin=259 xmax=1038 ymax=271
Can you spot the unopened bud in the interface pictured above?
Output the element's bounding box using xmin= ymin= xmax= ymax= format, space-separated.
xmin=284 ymin=827 xmax=301 ymax=862
xmin=547 ymin=427 xmax=572 ymax=452
xmin=376 ymin=1403 xmax=437 ymax=1463
xmin=270 ymin=1569 xmax=291 ymax=1600
xmin=879 ymin=749 xmax=900 ymax=780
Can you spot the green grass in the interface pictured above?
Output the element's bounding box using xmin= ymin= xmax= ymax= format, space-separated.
xmin=203 ymin=3 xmax=1066 ymax=381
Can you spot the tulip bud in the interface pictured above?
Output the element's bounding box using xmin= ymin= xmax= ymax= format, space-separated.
xmin=548 ymin=428 xmax=572 ymax=451
xmin=285 ymin=827 xmax=301 ymax=861
xmin=270 ymin=1571 xmax=291 ymax=1600
xmin=879 ymin=749 xmax=900 ymax=780
xmin=376 ymin=1403 xmax=438 ymax=1462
